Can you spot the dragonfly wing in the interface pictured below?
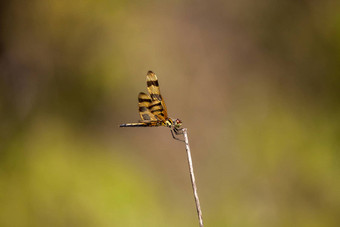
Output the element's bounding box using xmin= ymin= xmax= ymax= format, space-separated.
xmin=149 ymin=100 xmax=166 ymax=121
xmin=138 ymin=92 xmax=158 ymax=122
xmin=146 ymin=71 xmax=168 ymax=120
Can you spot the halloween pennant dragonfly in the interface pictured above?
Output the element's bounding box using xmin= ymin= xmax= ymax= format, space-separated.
xmin=120 ymin=71 xmax=184 ymax=141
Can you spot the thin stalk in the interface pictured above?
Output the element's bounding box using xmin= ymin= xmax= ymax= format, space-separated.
xmin=182 ymin=128 xmax=204 ymax=227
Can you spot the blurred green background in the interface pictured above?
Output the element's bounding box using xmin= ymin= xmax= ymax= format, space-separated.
xmin=1 ymin=0 xmax=340 ymax=226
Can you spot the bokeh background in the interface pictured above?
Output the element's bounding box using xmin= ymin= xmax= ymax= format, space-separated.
xmin=1 ymin=0 xmax=340 ymax=226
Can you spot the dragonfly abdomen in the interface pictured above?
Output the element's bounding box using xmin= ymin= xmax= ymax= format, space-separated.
xmin=120 ymin=122 xmax=161 ymax=127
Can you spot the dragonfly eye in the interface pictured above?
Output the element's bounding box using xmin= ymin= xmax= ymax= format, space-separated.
xmin=175 ymin=119 xmax=182 ymax=127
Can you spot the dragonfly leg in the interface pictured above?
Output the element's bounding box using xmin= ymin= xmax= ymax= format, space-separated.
xmin=170 ymin=129 xmax=185 ymax=142
xmin=173 ymin=127 xmax=184 ymax=135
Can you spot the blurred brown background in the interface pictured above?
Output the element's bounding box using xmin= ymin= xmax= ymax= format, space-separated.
xmin=1 ymin=0 xmax=339 ymax=226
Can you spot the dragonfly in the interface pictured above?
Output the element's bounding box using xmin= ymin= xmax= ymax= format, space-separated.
xmin=120 ymin=71 xmax=184 ymax=141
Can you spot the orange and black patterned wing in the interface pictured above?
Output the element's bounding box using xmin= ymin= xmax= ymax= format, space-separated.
xmin=146 ymin=71 xmax=168 ymax=121
xmin=138 ymin=92 xmax=158 ymax=122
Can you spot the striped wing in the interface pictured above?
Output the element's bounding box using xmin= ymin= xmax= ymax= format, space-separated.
xmin=146 ymin=71 xmax=168 ymax=120
xmin=138 ymin=92 xmax=158 ymax=122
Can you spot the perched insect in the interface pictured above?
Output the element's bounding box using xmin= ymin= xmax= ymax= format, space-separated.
xmin=120 ymin=71 xmax=184 ymax=141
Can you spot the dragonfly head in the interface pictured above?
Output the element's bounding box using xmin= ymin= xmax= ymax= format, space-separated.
xmin=174 ymin=118 xmax=182 ymax=128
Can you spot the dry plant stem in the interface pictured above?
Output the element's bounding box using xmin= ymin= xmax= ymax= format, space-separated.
xmin=183 ymin=128 xmax=204 ymax=227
